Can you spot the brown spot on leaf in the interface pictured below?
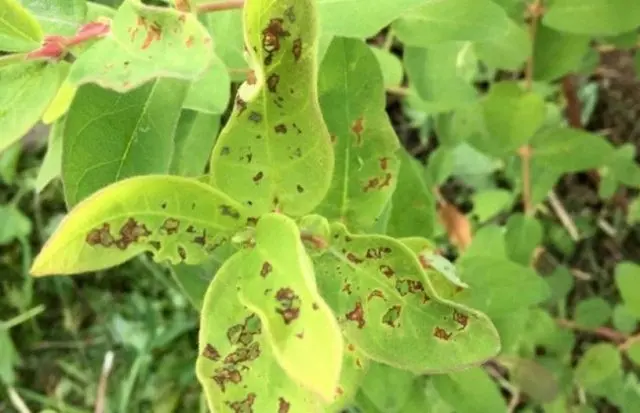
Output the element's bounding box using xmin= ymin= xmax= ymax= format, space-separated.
xmin=193 ymin=229 xmax=207 ymax=246
xmin=382 ymin=305 xmax=401 ymax=327
xmin=346 ymin=252 xmax=363 ymax=264
xmin=220 ymin=146 xmax=231 ymax=156
xmin=292 ymin=38 xmax=302 ymax=61
xmin=274 ymin=124 xmax=287 ymax=134
xmin=347 ymin=343 xmax=355 ymax=351
xmin=363 ymin=177 xmax=380 ymax=192
xmin=260 ymin=262 xmax=272 ymax=277
xmin=284 ymin=6 xmax=296 ymax=22
xmin=379 ymin=157 xmax=389 ymax=170
xmin=351 ymin=116 xmax=364 ymax=145
xmin=275 ymin=288 xmax=300 ymax=324
xmin=202 ymin=343 xmax=220 ymax=361
xmin=380 ymin=173 xmax=392 ymax=188
xmin=253 ymin=171 xmax=264 ymax=183
xmin=367 ymin=290 xmax=385 ymax=302
xmin=278 ymin=397 xmax=290 ymax=413
xmin=149 ymin=240 xmax=161 ymax=250
xmin=227 ymin=314 xmax=262 ymax=346
xmin=178 ymin=246 xmax=187 ymax=261
xmin=235 ymin=96 xmax=247 ymax=114
xmin=379 ymin=264 xmax=395 ymax=278
xmin=185 ymin=35 xmax=194 ymax=47
xmin=119 ymin=218 xmax=151 ymax=246
xmin=453 ymin=309 xmax=469 ymax=329
xmin=142 ymin=22 xmax=162 ymax=50
xmin=175 ymin=0 xmax=191 ymax=11
xmin=227 ymin=392 xmax=256 ymax=412
xmin=262 ymin=18 xmax=289 ymax=54
xmin=224 ymin=342 xmax=260 ymax=365
xmin=434 ymin=327 xmax=453 ymax=341
xmin=161 ymin=218 xmax=180 ymax=235
xmin=246 ymin=70 xmax=257 ymax=85
xmin=248 ymin=111 xmax=262 ymax=123
xmin=267 ymin=73 xmax=280 ymax=93
xmin=312 ymin=302 xmax=319 ymax=310
xmin=346 ymin=301 xmax=365 ymax=328
xmin=86 ymin=223 xmax=114 ymax=247
xmin=219 ymin=204 xmax=241 ymax=219
xmin=296 ymin=185 xmax=304 ymax=193
xmin=212 ymin=367 xmax=242 ymax=392
xmin=365 ymin=246 xmax=391 ymax=259
xmin=295 ymin=331 xmax=304 ymax=339
xmin=342 ymin=283 xmax=352 ymax=295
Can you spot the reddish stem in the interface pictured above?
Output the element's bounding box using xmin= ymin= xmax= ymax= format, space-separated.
xmin=197 ymin=0 xmax=244 ymax=13
xmin=27 ymin=21 xmax=110 ymax=60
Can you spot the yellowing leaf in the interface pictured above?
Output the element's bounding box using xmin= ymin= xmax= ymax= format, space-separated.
xmin=0 ymin=0 xmax=43 ymax=52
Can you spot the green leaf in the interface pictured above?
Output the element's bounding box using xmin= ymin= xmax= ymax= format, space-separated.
xmin=629 ymin=197 xmax=640 ymax=225
xmin=201 ymin=9 xmax=247 ymax=81
xmin=68 ymin=0 xmax=213 ymax=92
xmin=474 ymin=81 xmax=546 ymax=156
xmin=392 ymin=0 xmax=509 ymax=47
xmin=532 ymin=24 xmax=590 ymax=82
xmin=615 ymin=262 xmax=640 ymax=318
xmin=627 ymin=342 xmax=640 ymax=367
xmin=42 ymin=76 xmax=76 ymax=125
xmin=575 ymin=298 xmax=612 ymax=328
xmin=0 ymin=329 xmax=18 ymax=385
xmin=473 ymin=19 xmax=530 ymax=70
xmin=369 ymin=46 xmax=403 ymax=88
xmin=463 ymin=224 xmax=506 ymax=260
xmin=456 ymin=256 xmax=551 ymax=317
xmin=505 ymin=357 xmax=559 ymax=403
xmin=426 ymin=146 xmax=454 ymax=186
xmin=317 ymin=0 xmax=425 ymax=38
xmin=432 ymin=367 xmax=507 ymax=413
xmin=314 ymin=37 xmax=400 ymax=229
xmin=183 ymin=55 xmax=230 ymax=114
xmin=386 ymin=149 xmax=436 ymax=239
xmin=0 ymin=205 xmax=32 ymax=245
xmin=30 ymin=175 xmax=248 ymax=276
xmin=62 ymin=79 xmax=188 ymax=206
xmin=545 ymin=266 xmax=575 ymax=304
xmin=0 ymin=0 xmax=42 ymax=52
xmin=613 ymin=304 xmax=638 ymax=335
xmin=234 ymin=213 xmax=343 ymax=401
xmin=196 ymin=252 xmax=322 ymax=413
xmin=574 ymin=343 xmax=622 ymax=391
xmin=170 ymin=110 xmax=220 ymax=177
xmin=209 ymin=0 xmax=334 ymax=217
xmin=86 ymin=1 xmax=116 ymax=20
xmin=0 ymin=62 xmax=63 ymax=152
xmin=404 ymin=44 xmax=477 ymax=113
xmin=400 ymin=237 xmax=468 ymax=290
xmin=358 ymin=362 xmax=416 ymax=413
xmin=543 ymin=0 xmax=640 ymax=36
xmin=471 ymin=189 xmax=513 ymax=223
xmin=35 ymin=117 xmax=64 ymax=193
xmin=21 ymin=0 xmax=87 ymax=36
xmin=504 ymin=214 xmax=543 ymax=266
xmin=314 ymin=223 xmax=500 ymax=373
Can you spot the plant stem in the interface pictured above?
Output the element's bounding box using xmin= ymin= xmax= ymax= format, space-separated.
xmin=556 ymin=319 xmax=627 ymax=343
xmin=197 ymin=0 xmax=244 ymax=13
xmin=547 ymin=190 xmax=580 ymax=241
xmin=1 ymin=305 xmax=45 ymax=330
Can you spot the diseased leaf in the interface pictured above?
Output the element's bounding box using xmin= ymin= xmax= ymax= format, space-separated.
xmin=209 ymin=0 xmax=334 ymax=217
xmin=170 ymin=110 xmax=220 ymax=177
xmin=0 ymin=62 xmax=63 ymax=152
xmin=314 ymin=223 xmax=500 ymax=373
xmin=543 ymin=0 xmax=640 ymax=36
xmin=615 ymin=262 xmax=640 ymax=318
xmin=0 ymin=0 xmax=43 ymax=52
xmin=400 ymin=237 xmax=468 ymax=290
xmin=62 ymin=79 xmax=188 ymax=206
xmin=432 ymin=367 xmax=507 ymax=413
xmin=392 ymin=0 xmax=509 ymax=47
xmin=21 ymin=0 xmax=87 ymax=36
xmin=235 ymin=213 xmax=343 ymax=401
xmin=184 ymin=55 xmax=230 ymax=114
xmin=35 ymin=117 xmax=64 ymax=193
xmin=196 ymin=250 xmax=323 ymax=413
xmin=327 ymin=341 xmax=369 ymax=410
xmin=68 ymin=0 xmax=213 ymax=92
xmin=386 ymin=149 xmax=436 ymax=239
xmin=30 ymin=175 xmax=248 ymax=276
xmin=315 ymin=37 xmax=400 ymax=229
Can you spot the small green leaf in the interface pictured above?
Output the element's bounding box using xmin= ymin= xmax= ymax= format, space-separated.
xmin=0 ymin=205 xmax=32 ymax=245
xmin=209 ymin=0 xmax=334 ymax=217
xmin=0 ymin=0 xmax=43 ymax=52
xmin=426 ymin=146 xmax=454 ymax=186
xmin=0 ymin=329 xmax=18 ymax=385
xmin=471 ymin=189 xmax=513 ymax=223
xmin=314 ymin=223 xmax=500 ymax=373
xmin=615 ymin=262 xmax=640 ymax=318
xmin=369 ymin=46 xmax=403 ymax=88
xmin=574 ymin=343 xmax=622 ymax=391
xmin=504 ymin=357 xmax=559 ymax=403
xmin=315 ymin=37 xmax=400 ymax=229
xmin=202 ymin=9 xmax=247 ymax=81
xmin=432 ymin=367 xmax=507 ymax=413
xmin=235 ymin=213 xmax=343 ymax=401
xmin=68 ymin=0 xmax=213 ymax=92
xmin=626 ymin=342 xmax=640 ymax=367
xmin=386 ymin=149 xmax=436 ymax=239
xmin=170 ymin=110 xmax=220 ymax=177
xmin=544 ymin=266 xmax=575 ymax=304
xmin=533 ymin=24 xmax=590 ymax=81
xmin=574 ymin=298 xmax=612 ymax=328
xmin=196 ymin=251 xmax=321 ymax=413
xmin=612 ymin=304 xmax=638 ymax=334
xmin=42 ymin=77 xmax=77 ymax=125
xmin=504 ymin=214 xmax=543 ymax=266
xmin=30 ymin=175 xmax=248 ymax=276
xmin=35 ymin=117 xmax=64 ymax=193
xmin=474 ymin=81 xmax=546 ymax=156
xmin=629 ymin=197 xmax=640 ymax=225
xmin=62 ymin=79 xmax=188 ymax=206
xmin=404 ymin=44 xmax=477 ymax=113
xmin=0 ymin=62 xmax=63 ymax=152
xmin=463 ymin=225 xmax=506 ymax=260
xmin=183 ymin=55 xmax=230 ymax=114
xmin=21 ymin=0 xmax=87 ymax=36
xmin=543 ymin=0 xmax=640 ymax=36
xmin=456 ymin=256 xmax=551 ymax=317
xmin=359 ymin=362 xmax=416 ymax=413
xmin=473 ymin=19 xmax=530 ymax=70
xmin=392 ymin=0 xmax=509 ymax=46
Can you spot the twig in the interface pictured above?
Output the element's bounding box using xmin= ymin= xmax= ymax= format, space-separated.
xmin=561 ymin=74 xmax=582 ymax=128
xmin=556 ymin=319 xmax=627 ymax=343
xmin=197 ymin=0 xmax=244 ymax=13
xmin=547 ymin=190 xmax=580 ymax=241
xmin=507 ymin=390 xmax=521 ymax=413
xmin=619 ymin=333 xmax=640 ymax=351
xmin=94 ymin=351 xmax=115 ymax=413
xmin=7 ymin=387 xmax=31 ymax=413
xmin=385 ymin=86 xmax=411 ymax=96
xmin=597 ymin=218 xmax=617 ymax=238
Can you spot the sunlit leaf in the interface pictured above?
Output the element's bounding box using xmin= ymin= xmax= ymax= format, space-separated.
xmin=30 ymin=175 xmax=249 ymax=276
xmin=574 ymin=343 xmax=622 ymax=391
xmin=209 ymin=0 xmax=334 ymax=217
xmin=201 ymin=8 xmax=247 ymax=81
xmin=0 ymin=0 xmax=43 ymax=52
xmin=62 ymin=79 xmax=188 ymax=206
xmin=473 ymin=19 xmax=530 ymax=70
xmin=358 ymin=362 xmax=416 ymax=413
xmin=543 ymin=0 xmax=640 ymax=36
xmin=369 ymin=46 xmax=403 ymax=88
xmin=615 ymin=262 xmax=640 ymax=318
xmin=183 ymin=55 xmax=230 ymax=114
xmin=432 ymin=367 xmax=507 ymax=413
xmin=170 ymin=110 xmax=220 ymax=177
xmin=21 ymin=0 xmax=87 ymax=36
xmin=35 ymin=117 xmax=64 ymax=193
xmin=532 ymin=24 xmax=590 ymax=81
xmin=314 ymin=223 xmax=500 ymax=373
xmin=68 ymin=0 xmax=213 ymax=92
xmin=314 ymin=37 xmax=400 ymax=229
xmin=504 ymin=214 xmax=542 ymax=266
